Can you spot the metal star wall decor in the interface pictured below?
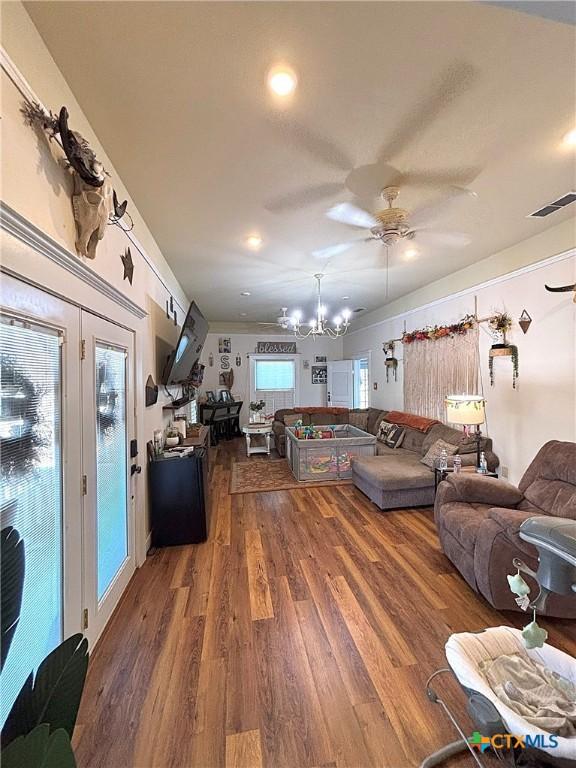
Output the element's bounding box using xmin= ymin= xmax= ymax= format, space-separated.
xmin=120 ymin=247 xmax=134 ymax=284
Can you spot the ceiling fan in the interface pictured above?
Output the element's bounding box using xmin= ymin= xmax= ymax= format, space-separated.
xmin=264 ymin=61 xmax=480 ymax=214
xmin=319 ymin=185 xmax=472 ymax=258
xmin=257 ymin=307 xmax=291 ymax=329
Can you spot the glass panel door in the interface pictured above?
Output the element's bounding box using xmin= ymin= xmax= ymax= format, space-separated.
xmin=95 ymin=344 xmax=128 ymax=599
xmin=0 ymin=315 xmax=63 ymax=724
xmin=81 ymin=312 xmax=135 ymax=646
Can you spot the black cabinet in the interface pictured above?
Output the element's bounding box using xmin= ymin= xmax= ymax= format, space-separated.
xmin=149 ymin=448 xmax=209 ymax=547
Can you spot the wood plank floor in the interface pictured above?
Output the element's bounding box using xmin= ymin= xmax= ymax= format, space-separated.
xmin=74 ymin=439 xmax=575 ymax=768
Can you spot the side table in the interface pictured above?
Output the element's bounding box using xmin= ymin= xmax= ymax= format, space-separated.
xmin=434 ymin=466 xmax=498 ymax=491
xmin=242 ymin=423 xmax=272 ymax=457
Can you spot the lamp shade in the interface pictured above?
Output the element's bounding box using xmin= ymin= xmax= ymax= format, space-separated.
xmin=445 ymin=394 xmax=485 ymax=425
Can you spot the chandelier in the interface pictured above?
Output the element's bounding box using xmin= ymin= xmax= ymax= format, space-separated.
xmin=289 ymin=273 xmax=351 ymax=339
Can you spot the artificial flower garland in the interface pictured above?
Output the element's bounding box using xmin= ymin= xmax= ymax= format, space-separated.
xmin=402 ymin=314 xmax=476 ymax=344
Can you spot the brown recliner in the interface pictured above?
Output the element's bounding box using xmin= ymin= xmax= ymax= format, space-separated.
xmin=435 ymin=440 xmax=576 ymax=618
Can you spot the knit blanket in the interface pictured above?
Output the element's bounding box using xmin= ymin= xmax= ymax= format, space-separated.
xmin=480 ymin=653 xmax=576 ymax=737
xmin=385 ymin=410 xmax=440 ymax=433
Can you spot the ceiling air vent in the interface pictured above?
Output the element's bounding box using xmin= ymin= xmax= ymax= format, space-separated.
xmin=529 ymin=191 xmax=576 ymax=218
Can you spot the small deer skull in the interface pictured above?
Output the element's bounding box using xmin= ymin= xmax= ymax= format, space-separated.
xmin=72 ymin=175 xmax=113 ymax=259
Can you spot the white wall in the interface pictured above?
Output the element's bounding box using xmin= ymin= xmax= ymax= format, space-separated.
xmin=344 ymin=252 xmax=576 ymax=484
xmin=200 ymin=332 xmax=343 ymax=424
xmin=1 ymin=4 xmax=190 ymax=556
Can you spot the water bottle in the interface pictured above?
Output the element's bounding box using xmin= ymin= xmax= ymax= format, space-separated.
xmin=478 ymin=451 xmax=488 ymax=474
xmin=453 ymin=455 xmax=462 ymax=473
xmin=439 ymin=447 xmax=448 ymax=471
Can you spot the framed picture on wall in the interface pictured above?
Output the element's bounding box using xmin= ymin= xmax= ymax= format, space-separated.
xmin=314 ymin=355 xmax=327 ymax=363
xmin=218 ymin=337 xmax=231 ymax=354
xmin=311 ymin=365 xmax=327 ymax=384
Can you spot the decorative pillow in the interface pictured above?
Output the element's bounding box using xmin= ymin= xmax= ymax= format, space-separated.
xmin=384 ymin=424 xmax=405 ymax=449
xmin=377 ymin=420 xmax=394 ymax=442
xmin=284 ymin=414 xmax=303 ymax=427
xmin=420 ymin=438 xmax=458 ymax=468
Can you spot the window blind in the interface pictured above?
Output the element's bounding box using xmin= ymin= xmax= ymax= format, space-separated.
xmin=255 ymin=359 xmax=295 ymax=391
xmin=0 ymin=314 xmax=63 ymax=726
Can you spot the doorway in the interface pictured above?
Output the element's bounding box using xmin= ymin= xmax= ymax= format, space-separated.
xmin=0 ymin=275 xmax=136 ymax=723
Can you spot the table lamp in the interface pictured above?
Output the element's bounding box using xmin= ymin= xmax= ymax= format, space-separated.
xmin=445 ymin=395 xmax=486 ymax=469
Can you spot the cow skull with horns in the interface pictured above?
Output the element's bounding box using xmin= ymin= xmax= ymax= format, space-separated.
xmin=545 ymin=284 xmax=576 ymax=303
xmin=21 ymin=103 xmax=129 ymax=259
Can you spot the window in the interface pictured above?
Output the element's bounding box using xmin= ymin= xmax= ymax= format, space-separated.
xmin=95 ymin=344 xmax=128 ymax=600
xmin=250 ymin=356 xmax=299 ymax=414
xmin=188 ymin=397 xmax=198 ymax=424
xmin=255 ymin=359 xmax=295 ymax=391
xmin=353 ymin=357 xmax=369 ymax=409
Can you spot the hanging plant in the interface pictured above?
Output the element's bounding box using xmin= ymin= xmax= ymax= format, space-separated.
xmin=488 ymin=311 xmax=513 ymax=346
xmin=402 ymin=314 xmax=475 ymax=344
xmin=487 ymin=311 xmax=518 ymax=388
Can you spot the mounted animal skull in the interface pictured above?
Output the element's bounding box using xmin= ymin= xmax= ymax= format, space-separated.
xmin=545 ymin=284 xmax=576 ymax=303
xmin=21 ymin=103 xmax=130 ymax=258
xmin=72 ymin=175 xmax=113 ymax=259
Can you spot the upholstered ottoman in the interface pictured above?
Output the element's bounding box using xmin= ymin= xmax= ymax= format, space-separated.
xmin=352 ymin=452 xmax=436 ymax=510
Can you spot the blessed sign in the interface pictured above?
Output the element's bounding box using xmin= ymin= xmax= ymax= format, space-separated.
xmin=256 ymin=341 xmax=297 ymax=354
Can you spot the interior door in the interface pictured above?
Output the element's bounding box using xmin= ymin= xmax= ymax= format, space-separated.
xmin=81 ymin=312 xmax=135 ymax=646
xmin=327 ymin=360 xmax=354 ymax=408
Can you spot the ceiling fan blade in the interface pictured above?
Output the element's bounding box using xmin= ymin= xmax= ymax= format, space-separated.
xmin=409 ymin=188 xmax=477 ymax=227
xmin=376 ymin=60 xmax=477 ymax=164
xmin=402 ymin=169 xmax=480 ymax=190
xmin=265 ymin=182 xmax=345 ymax=213
xmin=326 ymin=203 xmax=377 ymax=229
xmin=411 ymin=229 xmax=471 ymax=247
xmin=267 ymin=117 xmax=354 ymax=172
xmin=311 ymin=238 xmax=369 ymax=260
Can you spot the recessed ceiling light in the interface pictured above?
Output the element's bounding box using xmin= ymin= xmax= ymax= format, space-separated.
xmin=267 ymin=65 xmax=297 ymax=97
xmin=562 ymin=128 xmax=576 ymax=147
xmin=341 ymin=295 xmax=350 ymax=300
xmin=405 ymin=249 xmax=418 ymax=259
xmin=240 ymin=312 xmax=247 ymax=317
xmin=240 ymin=291 xmax=251 ymax=296
xmin=245 ymin=234 xmax=263 ymax=249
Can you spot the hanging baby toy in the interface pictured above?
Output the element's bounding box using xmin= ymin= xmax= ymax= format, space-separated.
xmin=507 ymin=558 xmax=549 ymax=649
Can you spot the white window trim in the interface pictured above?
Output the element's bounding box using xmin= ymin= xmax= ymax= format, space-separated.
xmin=248 ymin=354 xmax=301 ymax=405
xmin=351 ymin=350 xmax=371 ymax=408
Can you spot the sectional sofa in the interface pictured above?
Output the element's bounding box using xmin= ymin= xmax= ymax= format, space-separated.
xmin=272 ymin=406 xmax=499 ymax=510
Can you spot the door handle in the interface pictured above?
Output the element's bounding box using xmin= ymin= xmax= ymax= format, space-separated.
xmin=131 ymin=465 xmax=142 ymax=476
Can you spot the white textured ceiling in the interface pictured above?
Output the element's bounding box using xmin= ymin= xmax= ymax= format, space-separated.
xmin=25 ymin=1 xmax=576 ymax=324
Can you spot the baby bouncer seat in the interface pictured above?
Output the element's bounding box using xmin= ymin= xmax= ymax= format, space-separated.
xmin=422 ymin=517 xmax=576 ymax=768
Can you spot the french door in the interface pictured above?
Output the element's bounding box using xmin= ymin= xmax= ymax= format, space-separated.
xmin=81 ymin=312 xmax=135 ymax=646
xmin=0 ymin=275 xmax=136 ymax=703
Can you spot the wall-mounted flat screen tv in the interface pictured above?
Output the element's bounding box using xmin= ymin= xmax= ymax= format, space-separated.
xmin=162 ymin=301 xmax=208 ymax=385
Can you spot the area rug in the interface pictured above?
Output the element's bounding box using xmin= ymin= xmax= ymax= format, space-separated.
xmin=230 ymin=459 xmax=353 ymax=494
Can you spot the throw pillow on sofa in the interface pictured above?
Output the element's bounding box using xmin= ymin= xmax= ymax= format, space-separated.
xmin=384 ymin=423 xmax=405 ymax=448
xmin=421 ymin=438 xmax=458 ymax=468
xmin=377 ymin=420 xmax=394 ymax=442
xmin=284 ymin=414 xmax=303 ymax=427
